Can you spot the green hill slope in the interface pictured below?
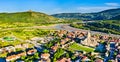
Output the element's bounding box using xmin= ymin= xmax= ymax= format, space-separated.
xmin=0 ymin=11 xmax=58 ymax=23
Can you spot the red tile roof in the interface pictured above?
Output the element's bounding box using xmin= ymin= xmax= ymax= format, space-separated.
xmin=57 ymin=58 xmax=71 ymax=62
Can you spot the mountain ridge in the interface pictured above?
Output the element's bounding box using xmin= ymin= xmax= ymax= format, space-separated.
xmin=51 ymin=8 xmax=120 ymax=20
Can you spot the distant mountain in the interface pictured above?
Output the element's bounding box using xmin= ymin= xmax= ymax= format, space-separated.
xmin=0 ymin=11 xmax=58 ymax=23
xmin=111 ymin=15 xmax=120 ymax=20
xmin=52 ymin=8 xmax=120 ymax=20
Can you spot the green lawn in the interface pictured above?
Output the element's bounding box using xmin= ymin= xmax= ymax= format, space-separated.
xmin=0 ymin=40 xmax=26 ymax=48
xmin=0 ymin=53 xmax=7 ymax=58
xmin=68 ymin=42 xmax=94 ymax=52
xmin=0 ymin=29 xmax=54 ymax=48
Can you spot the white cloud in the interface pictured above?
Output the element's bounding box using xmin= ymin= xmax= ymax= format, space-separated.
xmin=77 ymin=6 xmax=118 ymax=13
xmin=105 ymin=3 xmax=119 ymax=7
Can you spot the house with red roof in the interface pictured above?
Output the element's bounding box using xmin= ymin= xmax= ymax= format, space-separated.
xmin=27 ymin=49 xmax=37 ymax=55
xmin=57 ymin=58 xmax=71 ymax=62
xmin=41 ymin=53 xmax=50 ymax=60
xmin=6 ymin=52 xmax=26 ymax=62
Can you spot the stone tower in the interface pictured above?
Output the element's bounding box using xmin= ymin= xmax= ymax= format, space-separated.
xmin=81 ymin=31 xmax=98 ymax=47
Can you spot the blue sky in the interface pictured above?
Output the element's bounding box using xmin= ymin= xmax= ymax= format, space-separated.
xmin=0 ymin=0 xmax=120 ymax=14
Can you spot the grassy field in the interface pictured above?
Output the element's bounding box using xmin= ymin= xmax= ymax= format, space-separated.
xmin=0 ymin=53 xmax=7 ymax=58
xmin=0 ymin=28 xmax=55 ymax=48
xmin=68 ymin=42 xmax=94 ymax=52
xmin=0 ymin=28 xmax=54 ymax=39
xmin=0 ymin=40 xmax=26 ymax=48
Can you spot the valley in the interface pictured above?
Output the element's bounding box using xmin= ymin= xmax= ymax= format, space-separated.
xmin=0 ymin=8 xmax=120 ymax=62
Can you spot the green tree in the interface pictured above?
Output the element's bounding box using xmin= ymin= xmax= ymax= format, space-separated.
xmin=71 ymin=55 xmax=76 ymax=60
xmin=53 ymin=48 xmax=65 ymax=62
xmin=43 ymin=49 xmax=49 ymax=53
xmin=34 ymin=53 xmax=39 ymax=59
xmin=65 ymin=53 xmax=70 ymax=58
xmin=21 ymin=56 xmax=26 ymax=60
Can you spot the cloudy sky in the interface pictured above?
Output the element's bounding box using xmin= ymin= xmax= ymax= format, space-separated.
xmin=0 ymin=0 xmax=120 ymax=14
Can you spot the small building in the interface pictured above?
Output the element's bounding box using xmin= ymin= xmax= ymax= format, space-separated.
xmin=41 ymin=53 xmax=50 ymax=60
xmin=6 ymin=52 xmax=26 ymax=62
xmin=81 ymin=56 xmax=90 ymax=62
xmin=95 ymin=58 xmax=103 ymax=62
xmin=116 ymin=54 xmax=120 ymax=62
xmin=57 ymin=58 xmax=71 ymax=62
xmin=51 ymin=45 xmax=58 ymax=52
xmin=60 ymin=39 xmax=66 ymax=45
xmin=38 ymin=58 xmax=51 ymax=62
xmin=27 ymin=49 xmax=37 ymax=55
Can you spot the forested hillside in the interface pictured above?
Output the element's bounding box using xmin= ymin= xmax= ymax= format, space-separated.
xmin=70 ymin=20 xmax=120 ymax=35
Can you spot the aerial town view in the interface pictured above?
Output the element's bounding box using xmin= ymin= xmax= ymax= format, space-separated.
xmin=0 ymin=0 xmax=120 ymax=62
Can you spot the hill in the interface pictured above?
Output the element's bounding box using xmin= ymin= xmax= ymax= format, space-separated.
xmin=52 ymin=8 xmax=120 ymax=20
xmin=0 ymin=11 xmax=58 ymax=23
xmin=110 ymin=15 xmax=120 ymax=20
